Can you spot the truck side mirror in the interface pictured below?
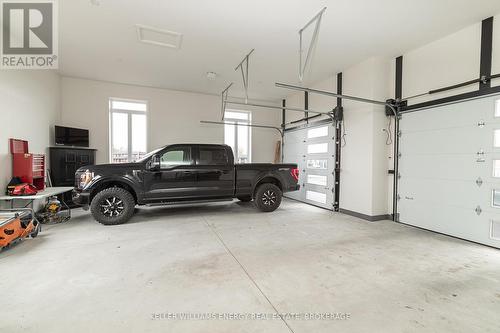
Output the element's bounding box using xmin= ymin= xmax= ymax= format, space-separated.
xmin=148 ymin=155 xmax=160 ymax=171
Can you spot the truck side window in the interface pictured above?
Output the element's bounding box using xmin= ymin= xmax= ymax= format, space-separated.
xmin=160 ymin=147 xmax=192 ymax=168
xmin=198 ymin=147 xmax=228 ymax=165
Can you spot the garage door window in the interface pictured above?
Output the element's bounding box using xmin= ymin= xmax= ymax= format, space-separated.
xmin=494 ymin=129 xmax=500 ymax=147
xmin=492 ymin=190 xmax=500 ymax=208
xmin=307 ymin=174 xmax=327 ymax=186
xmin=307 ymin=126 xmax=329 ymax=139
xmin=308 ymin=143 xmax=328 ymax=154
xmin=495 ymin=99 xmax=500 ymax=117
xmin=306 ymin=190 xmax=327 ymax=204
xmin=493 ymin=160 xmax=500 ymax=178
xmin=491 ymin=221 xmax=500 ymax=240
xmin=307 ymin=159 xmax=327 ymax=169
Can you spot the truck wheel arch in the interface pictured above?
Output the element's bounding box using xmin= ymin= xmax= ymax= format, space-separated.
xmin=253 ymin=176 xmax=283 ymax=198
xmin=90 ymin=180 xmax=138 ymax=204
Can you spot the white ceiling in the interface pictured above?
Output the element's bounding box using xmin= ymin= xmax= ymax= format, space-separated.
xmin=59 ymin=0 xmax=500 ymax=101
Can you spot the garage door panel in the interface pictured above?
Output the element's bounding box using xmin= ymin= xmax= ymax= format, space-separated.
xmin=400 ymin=127 xmax=491 ymax=155
xmin=399 ymin=200 xmax=498 ymax=247
xmin=399 ymin=98 xmax=495 ymax=131
xmin=399 ymin=153 xmax=483 ymax=180
xmin=398 ymin=177 xmax=483 ymax=208
xmin=398 ymin=93 xmax=500 ymax=248
xmin=399 ymin=154 xmax=500 ymax=183
xmin=284 ymin=123 xmax=334 ymax=210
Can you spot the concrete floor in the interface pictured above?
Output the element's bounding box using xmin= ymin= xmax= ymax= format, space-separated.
xmin=1 ymin=199 xmax=500 ymax=333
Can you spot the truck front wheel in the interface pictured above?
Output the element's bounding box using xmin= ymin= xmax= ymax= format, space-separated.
xmin=254 ymin=183 xmax=282 ymax=212
xmin=90 ymin=187 xmax=135 ymax=225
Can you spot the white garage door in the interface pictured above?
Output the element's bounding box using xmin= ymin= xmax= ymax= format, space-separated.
xmin=398 ymin=94 xmax=500 ymax=248
xmin=283 ymin=122 xmax=335 ymax=210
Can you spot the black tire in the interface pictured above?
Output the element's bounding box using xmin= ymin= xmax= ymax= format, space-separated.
xmin=237 ymin=196 xmax=252 ymax=202
xmin=254 ymin=183 xmax=282 ymax=212
xmin=90 ymin=187 xmax=135 ymax=225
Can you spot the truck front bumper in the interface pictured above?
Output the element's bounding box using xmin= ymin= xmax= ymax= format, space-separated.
xmin=72 ymin=190 xmax=90 ymax=209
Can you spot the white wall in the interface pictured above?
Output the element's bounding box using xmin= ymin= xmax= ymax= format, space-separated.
xmin=404 ymin=14 xmax=500 ymax=106
xmin=60 ymin=77 xmax=281 ymax=164
xmin=285 ymin=58 xmax=392 ymax=218
xmin=0 ymin=71 xmax=60 ymax=192
xmin=341 ymin=57 xmax=392 ymax=217
xmin=284 ymin=76 xmax=337 ymax=125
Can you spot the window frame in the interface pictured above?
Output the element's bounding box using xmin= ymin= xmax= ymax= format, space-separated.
xmin=159 ymin=146 xmax=194 ymax=170
xmin=495 ymin=99 xmax=500 ymax=118
xmin=224 ymin=109 xmax=252 ymax=163
xmin=109 ymin=97 xmax=148 ymax=163
xmin=196 ymin=146 xmax=230 ymax=166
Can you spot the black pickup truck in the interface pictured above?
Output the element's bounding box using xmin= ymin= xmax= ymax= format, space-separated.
xmin=73 ymin=144 xmax=299 ymax=225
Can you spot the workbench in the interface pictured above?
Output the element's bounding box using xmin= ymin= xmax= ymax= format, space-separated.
xmin=0 ymin=187 xmax=74 ymax=223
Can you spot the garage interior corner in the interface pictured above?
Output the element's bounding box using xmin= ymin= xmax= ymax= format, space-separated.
xmin=2 ymin=1 xmax=500 ymax=332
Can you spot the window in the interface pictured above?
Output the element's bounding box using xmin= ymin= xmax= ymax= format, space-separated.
xmin=495 ymin=99 xmax=500 ymax=117
xmin=306 ymin=190 xmax=327 ymax=204
xmin=491 ymin=220 xmax=500 ymax=240
xmin=493 ymin=160 xmax=500 ymax=178
xmin=492 ymin=190 xmax=500 ymax=208
xmin=308 ymin=143 xmax=328 ymax=154
xmin=160 ymin=147 xmax=192 ymax=168
xmin=224 ymin=110 xmax=251 ymax=163
xmin=199 ymin=147 xmax=229 ymax=165
xmin=109 ymin=98 xmax=147 ymax=163
xmin=307 ymin=174 xmax=327 ymax=186
xmin=307 ymin=159 xmax=327 ymax=169
xmin=495 ymin=129 xmax=500 ymax=148
xmin=307 ymin=126 xmax=329 ymax=139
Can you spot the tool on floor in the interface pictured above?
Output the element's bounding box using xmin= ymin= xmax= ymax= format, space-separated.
xmin=36 ymin=196 xmax=70 ymax=224
xmin=0 ymin=209 xmax=40 ymax=250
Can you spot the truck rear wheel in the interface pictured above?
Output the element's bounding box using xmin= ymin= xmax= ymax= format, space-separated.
xmin=90 ymin=187 xmax=135 ymax=225
xmin=254 ymin=183 xmax=282 ymax=212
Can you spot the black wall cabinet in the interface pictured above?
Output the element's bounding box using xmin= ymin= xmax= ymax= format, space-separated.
xmin=50 ymin=147 xmax=96 ymax=205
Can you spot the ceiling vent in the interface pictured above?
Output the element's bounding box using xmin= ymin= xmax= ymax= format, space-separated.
xmin=136 ymin=24 xmax=183 ymax=49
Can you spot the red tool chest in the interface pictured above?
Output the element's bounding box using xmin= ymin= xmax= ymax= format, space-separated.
xmin=9 ymin=139 xmax=46 ymax=190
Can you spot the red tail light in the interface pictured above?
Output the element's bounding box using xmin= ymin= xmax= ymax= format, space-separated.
xmin=291 ymin=167 xmax=299 ymax=182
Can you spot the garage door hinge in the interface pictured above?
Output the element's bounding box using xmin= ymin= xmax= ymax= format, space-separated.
xmin=476 ymin=177 xmax=483 ymax=187
xmin=397 ymin=173 xmax=401 ymax=179
xmin=397 ymin=152 xmax=402 ymax=159
xmin=475 ymin=205 xmax=482 ymax=216
xmin=397 ymin=131 xmax=402 ymax=138
xmin=477 ymin=121 xmax=485 ymax=127
xmin=397 ymin=194 xmax=401 ymax=201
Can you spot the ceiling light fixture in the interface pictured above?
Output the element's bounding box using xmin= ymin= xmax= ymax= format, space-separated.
xmin=206 ymin=72 xmax=217 ymax=81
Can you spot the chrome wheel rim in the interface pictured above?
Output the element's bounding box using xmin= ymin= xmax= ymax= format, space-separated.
xmin=262 ymin=190 xmax=276 ymax=206
xmin=100 ymin=197 xmax=124 ymax=217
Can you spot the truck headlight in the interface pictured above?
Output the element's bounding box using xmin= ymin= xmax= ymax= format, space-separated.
xmin=79 ymin=170 xmax=94 ymax=189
